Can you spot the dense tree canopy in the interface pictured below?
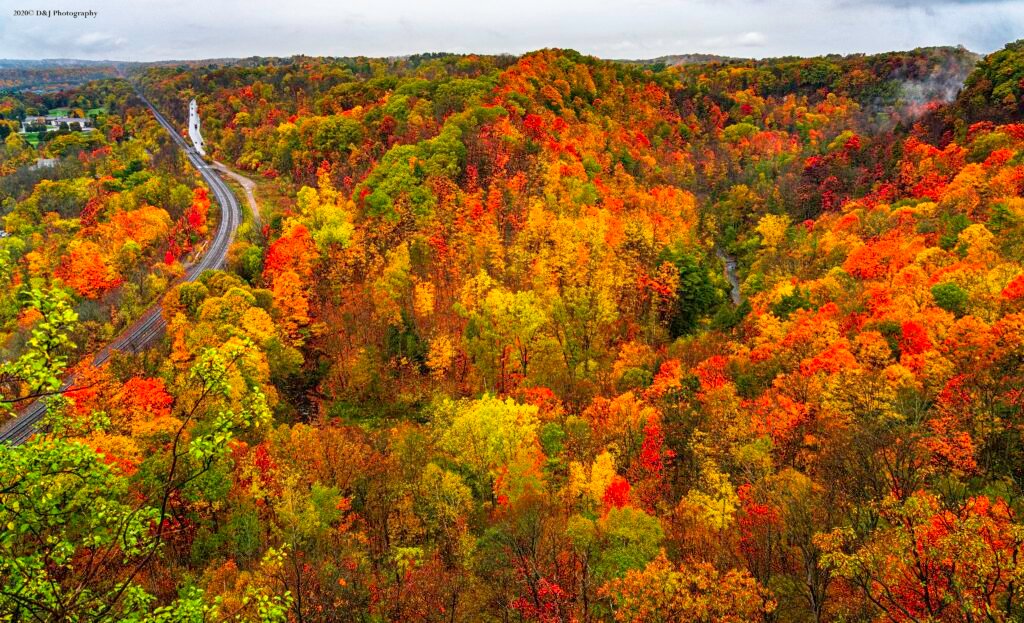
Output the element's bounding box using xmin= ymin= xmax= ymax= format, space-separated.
xmin=3 ymin=40 xmax=1024 ymax=622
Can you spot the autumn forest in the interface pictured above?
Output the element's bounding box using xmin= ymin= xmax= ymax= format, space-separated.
xmin=2 ymin=39 xmax=1024 ymax=622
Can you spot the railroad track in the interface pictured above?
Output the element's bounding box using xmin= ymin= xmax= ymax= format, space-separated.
xmin=0 ymin=91 xmax=242 ymax=445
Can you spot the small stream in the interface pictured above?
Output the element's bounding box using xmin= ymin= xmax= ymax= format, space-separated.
xmin=716 ymin=247 xmax=742 ymax=306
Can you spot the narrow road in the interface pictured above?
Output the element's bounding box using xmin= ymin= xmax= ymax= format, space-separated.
xmin=213 ymin=161 xmax=262 ymax=229
xmin=716 ymin=247 xmax=742 ymax=306
xmin=0 ymin=93 xmax=243 ymax=445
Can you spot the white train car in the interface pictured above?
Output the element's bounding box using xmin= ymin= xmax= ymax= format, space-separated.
xmin=188 ymin=99 xmax=206 ymax=156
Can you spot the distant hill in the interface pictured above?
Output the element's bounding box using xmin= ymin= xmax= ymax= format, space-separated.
xmin=0 ymin=58 xmax=126 ymax=92
xmin=618 ymin=53 xmax=745 ymax=67
xmin=950 ymin=39 xmax=1024 ymax=125
xmin=0 ymin=59 xmax=120 ymax=69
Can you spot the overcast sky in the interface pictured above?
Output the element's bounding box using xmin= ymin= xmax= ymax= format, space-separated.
xmin=0 ymin=0 xmax=1022 ymax=61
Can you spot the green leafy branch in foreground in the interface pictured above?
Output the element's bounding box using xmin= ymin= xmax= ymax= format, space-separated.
xmin=0 ymin=287 xmax=78 ymax=414
xmin=0 ymin=339 xmax=283 ymax=622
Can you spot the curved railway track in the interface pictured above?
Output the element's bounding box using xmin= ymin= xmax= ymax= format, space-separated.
xmin=0 ymin=92 xmax=242 ymax=445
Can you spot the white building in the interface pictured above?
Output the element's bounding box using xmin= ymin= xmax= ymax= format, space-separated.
xmin=20 ymin=116 xmax=93 ymax=133
xmin=29 ymin=158 xmax=58 ymax=170
xmin=188 ymin=99 xmax=206 ymax=156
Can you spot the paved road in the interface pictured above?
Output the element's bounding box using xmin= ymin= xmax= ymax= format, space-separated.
xmin=0 ymin=93 xmax=242 ymax=445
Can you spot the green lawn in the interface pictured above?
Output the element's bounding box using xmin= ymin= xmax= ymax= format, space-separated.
xmin=46 ymin=107 xmax=70 ymax=116
xmin=22 ymin=132 xmax=42 ymax=146
xmin=87 ymin=107 xmax=107 ymax=117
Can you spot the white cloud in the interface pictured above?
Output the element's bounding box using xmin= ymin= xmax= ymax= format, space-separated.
xmin=73 ymin=32 xmax=127 ymax=53
xmin=736 ymin=31 xmax=767 ymax=47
